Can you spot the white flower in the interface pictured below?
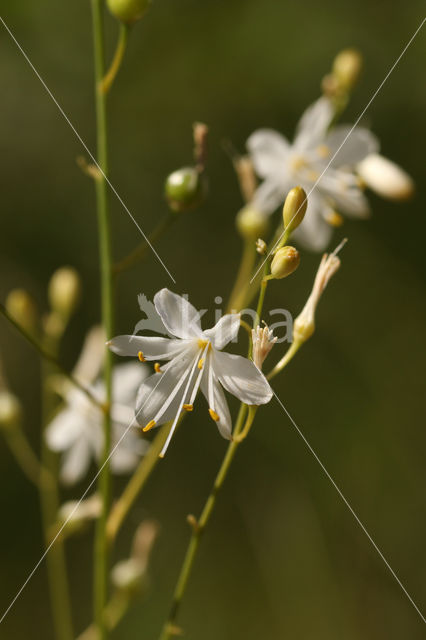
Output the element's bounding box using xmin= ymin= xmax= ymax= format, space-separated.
xmin=108 ymin=289 xmax=272 ymax=457
xmin=247 ymin=97 xmax=379 ymax=250
xmin=46 ymin=327 xmax=149 ymax=485
xmin=356 ymin=153 xmax=414 ymax=200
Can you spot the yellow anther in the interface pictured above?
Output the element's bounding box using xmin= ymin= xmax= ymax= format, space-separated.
xmin=154 ymin=362 xmax=162 ymax=373
xmin=197 ymin=339 xmax=208 ymax=349
xmin=307 ymin=170 xmax=320 ymax=181
xmin=209 ymin=408 xmax=220 ymax=422
xmin=183 ymin=404 xmax=193 ymax=412
xmin=143 ymin=419 xmax=156 ymax=432
xmin=138 ymin=351 xmax=146 ymax=362
xmin=325 ymin=211 xmax=344 ymax=227
xmin=316 ymin=144 xmax=330 ymax=158
xmin=290 ymin=155 xmax=306 ymax=172
xmin=198 ymin=358 xmax=205 ymax=370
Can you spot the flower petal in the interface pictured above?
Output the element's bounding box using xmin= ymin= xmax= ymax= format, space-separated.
xmin=60 ymin=436 xmax=93 ymax=485
xmin=154 ymin=289 xmax=204 ymax=339
xmin=319 ymin=169 xmax=370 ymax=218
xmin=108 ymin=335 xmax=186 ymax=360
xmin=357 ymin=153 xmax=414 ymax=200
xmin=45 ymin=408 xmax=86 ymax=452
xmin=325 ymin=126 xmax=379 ymax=167
xmin=212 ymin=350 xmax=272 ymax=405
xmin=200 ymin=367 xmax=232 ymax=440
xmin=203 ymin=314 xmax=241 ymax=350
xmin=291 ymin=193 xmax=334 ymax=252
xmin=72 ymin=325 xmax=105 ymax=385
xmin=112 ymin=362 xmax=148 ymax=405
xmin=246 ymin=129 xmax=290 ymax=178
xmin=252 ymin=177 xmax=289 ymax=216
xmin=293 ymin=97 xmax=334 ymax=152
xmin=110 ymin=425 xmax=148 ymax=473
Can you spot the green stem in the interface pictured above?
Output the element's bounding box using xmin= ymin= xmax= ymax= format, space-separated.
xmin=101 ymin=23 xmax=130 ymax=95
xmin=4 ymin=423 xmax=52 ymax=490
xmin=113 ymin=213 xmax=175 ymax=277
xmin=0 ymin=303 xmax=102 ymax=409
xmin=91 ymin=1 xmax=114 ymax=637
xmin=158 ymin=404 xmax=257 ymax=640
xmin=40 ymin=362 xmax=74 ymax=640
xmin=226 ymin=238 xmax=257 ymax=313
xmin=267 ymin=340 xmax=301 ymax=381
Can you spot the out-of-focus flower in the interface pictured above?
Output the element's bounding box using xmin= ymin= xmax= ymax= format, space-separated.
xmin=356 ymin=153 xmax=414 ymax=201
xmin=247 ymin=97 xmax=379 ymax=250
xmin=46 ymin=327 xmax=149 ymax=485
xmin=108 ymin=289 xmax=272 ymax=456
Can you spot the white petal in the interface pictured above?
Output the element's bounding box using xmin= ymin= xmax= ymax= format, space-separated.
xmin=154 ymin=289 xmax=204 ymax=339
xmin=72 ymin=325 xmax=105 ymax=385
xmin=135 ymin=351 xmax=196 ymax=428
xmin=203 ymin=314 xmax=241 ymax=350
xmin=110 ymin=426 xmax=148 ymax=473
xmin=45 ymin=408 xmax=86 ymax=452
xmin=293 ymin=97 xmax=334 ymax=152
xmin=108 ymin=335 xmax=186 ymax=360
xmin=291 ymin=194 xmax=334 ymax=252
xmin=60 ymin=436 xmax=93 ymax=485
xmin=246 ymin=129 xmax=290 ymax=178
xmin=325 ymin=126 xmax=379 ymax=167
xmin=357 ymin=153 xmax=414 ymax=200
xmin=319 ymin=169 xmax=370 ymax=218
xmin=252 ymin=177 xmax=288 ymax=216
xmin=112 ymin=362 xmax=148 ymax=405
xmin=200 ymin=367 xmax=232 ymax=440
xmin=212 ymin=350 xmax=272 ymax=405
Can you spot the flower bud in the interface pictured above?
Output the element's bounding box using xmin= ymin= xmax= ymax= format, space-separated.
xmin=165 ymin=167 xmax=204 ymax=213
xmin=48 ymin=267 xmax=81 ymax=319
xmin=0 ymin=390 xmax=22 ymax=431
xmin=5 ymin=289 xmax=38 ymax=335
xmin=107 ymin=0 xmax=151 ymax=24
xmin=236 ymin=206 xmax=269 ymax=239
xmin=111 ymin=558 xmax=145 ymax=595
xmin=357 ymin=153 xmax=414 ymax=201
xmin=270 ymin=246 xmax=300 ymax=279
xmin=332 ymin=49 xmax=362 ymax=90
xmin=58 ymin=494 xmax=102 ymax=535
xmin=282 ymin=186 xmax=307 ymax=233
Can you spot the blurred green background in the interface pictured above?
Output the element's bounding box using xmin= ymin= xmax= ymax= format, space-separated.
xmin=0 ymin=0 xmax=425 ymax=638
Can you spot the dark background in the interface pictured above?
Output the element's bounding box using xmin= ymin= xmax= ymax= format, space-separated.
xmin=0 ymin=1 xmax=425 ymax=638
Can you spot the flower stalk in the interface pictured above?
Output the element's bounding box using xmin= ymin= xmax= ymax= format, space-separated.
xmin=101 ymin=22 xmax=130 ymax=94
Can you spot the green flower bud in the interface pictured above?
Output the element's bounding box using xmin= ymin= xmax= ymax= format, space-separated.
xmin=48 ymin=267 xmax=81 ymax=320
xmin=332 ymin=49 xmax=362 ymax=90
xmin=107 ymin=0 xmax=151 ymax=24
xmin=5 ymin=289 xmax=38 ymax=335
xmin=165 ymin=167 xmax=204 ymax=213
xmin=0 ymin=390 xmax=22 ymax=431
xmin=282 ymin=186 xmax=307 ymax=233
xmin=270 ymin=246 xmax=300 ymax=279
xmin=236 ymin=206 xmax=269 ymax=240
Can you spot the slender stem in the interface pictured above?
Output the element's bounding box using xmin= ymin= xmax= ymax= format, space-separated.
xmin=106 ymin=422 xmax=171 ymax=544
xmin=0 ymin=303 xmax=102 ymax=409
xmin=101 ymin=23 xmax=130 ymax=95
xmin=40 ymin=362 xmax=74 ymax=640
xmin=91 ymin=1 xmax=114 ymax=637
xmin=113 ymin=213 xmax=175 ymax=277
xmin=76 ymin=592 xmax=129 ymax=640
xmin=267 ymin=340 xmax=301 ymax=380
xmin=158 ymin=404 xmax=257 ymax=640
xmin=3 ymin=423 xmax=52 ymax=490
xmin=226 ymin=238 xmax=257 ymax=313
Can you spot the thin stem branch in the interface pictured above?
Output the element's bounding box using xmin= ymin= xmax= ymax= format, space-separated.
xmin=226 ymin=238 xmax=257 ymax=313
xmin=101 ymin=22 xmax=130 ymax=95
xmin=91 ymin=1 xmax=114 ymax=637
xmin=3 ymin=423 xmax=52 ymax=490
xmin=0 ymin=303 xmax=102 ymax=409
xmin=267 ymin=340 xmax=301 ymax=380
xmin=158 ymin=404 xmax=257 ymax=640
xmin=113 ymin=213 xmax=175 ymax=277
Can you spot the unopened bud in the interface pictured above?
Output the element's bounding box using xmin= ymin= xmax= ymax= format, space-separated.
xmin=357 ymin=153 xmax=414 ymax=201
xmin=270 ymin=246 xmax=300 ymax=279
xmin=6 ymin=289 xmax=38 ymax=335
xmin=48 ymin=267 xmax=81 ymax=319
xmin=236 ymin=206 xmax=269 ymax=240
xmin=283 ymin=186 xmax=307 ymax=233
xmin=111 ymin=558 xmax=145 ymax=595
xmin=0 ymin=390 xmax=22 ymax=431
xmin=165 ymin=167 xmax=204 ymax=213
xmin=256 ymin=238 xmax=267 ymax=255
xmin=107 ymin=0 xmax=151 ymax=24
xmin=332 ymin=49 xmax=362 ymax=90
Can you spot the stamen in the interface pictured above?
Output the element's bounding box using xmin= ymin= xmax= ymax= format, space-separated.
xmin=325 ymin=211 xmax=344 ymax=227
xmin=198 ymin=358 xmax=205 ymax=370
xmin=154 ymin=362 xmax=162 ymax=373
xmin=197 ymin=339 xmax=208 ymax=349
xmin=209 ymin=409 xmax=220 ymax=422
xmin=138 ymin=351 xmax=146 ymax=362
xmin=143 ymin=419 xmax=156 ymax=432
xmin=183 ymin=404 xmax=193 ymax=411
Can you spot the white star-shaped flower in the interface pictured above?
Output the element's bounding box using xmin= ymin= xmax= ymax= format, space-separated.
xmin=108 ymin=289 xmax=272 ymax=457
xmin=247 ymin=97 xmax=379 ymax=250
xmin=46 ymin=328 xmax=148 ymax=485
